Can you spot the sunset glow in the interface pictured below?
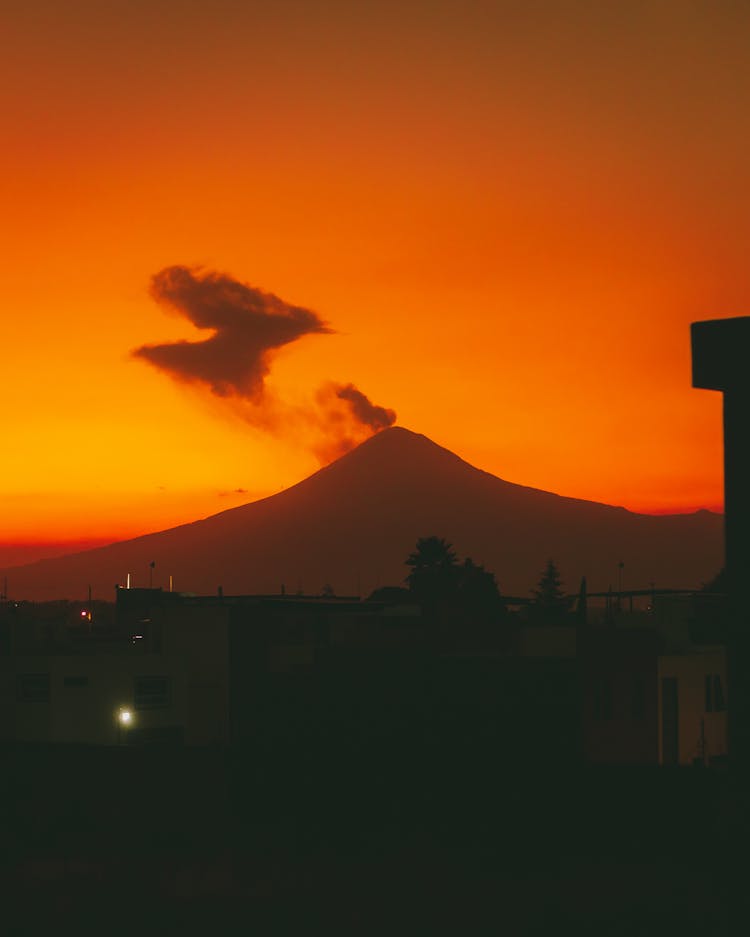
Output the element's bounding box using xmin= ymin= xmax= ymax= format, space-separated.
xmin=3 ymin=1 xmax=744 ymax=565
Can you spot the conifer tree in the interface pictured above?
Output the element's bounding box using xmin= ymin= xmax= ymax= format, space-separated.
xmin=531 ymin=559 xmax=568 ymax=623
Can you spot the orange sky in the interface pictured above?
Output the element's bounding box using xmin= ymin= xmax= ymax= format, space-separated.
xmin=2 ymin=1 xmax=747 ymax=561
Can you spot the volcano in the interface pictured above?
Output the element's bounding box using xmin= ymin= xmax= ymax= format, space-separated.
xmin=1 ymin=427 xmax=723 ymax=601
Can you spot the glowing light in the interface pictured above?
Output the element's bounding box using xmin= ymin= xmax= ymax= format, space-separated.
xmin=118 ymin=708 xmax=133 ymax=725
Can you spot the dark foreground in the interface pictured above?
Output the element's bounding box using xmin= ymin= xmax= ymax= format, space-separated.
xmin=0 ymin=741 xmax=735 ymax=936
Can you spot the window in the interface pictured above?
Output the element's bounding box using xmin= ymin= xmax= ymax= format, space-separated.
xmin=705 ymin=674 xmax=726 ymax=713
xmin=714 ymin=675 xmax=726 ymax=711
xmin=0 ymin=621 xmax=10 ymax=655
xmin=63 ymin=676 xmax=89 ymax=688
xmin=17 ymin=673 xmax=50 ymax=702
xmin=134 ymin=675 xmax=170 ymax=709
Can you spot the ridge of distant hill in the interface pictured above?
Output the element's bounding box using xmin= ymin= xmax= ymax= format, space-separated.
xmin=1 ymin=427 xmax=723 ymax=601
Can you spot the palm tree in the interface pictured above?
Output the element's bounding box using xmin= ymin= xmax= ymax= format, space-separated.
xmin=405 ymin=536 xmax=458 ymax=604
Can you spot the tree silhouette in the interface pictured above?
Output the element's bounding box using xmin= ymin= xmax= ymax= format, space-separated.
xmin=457 ymin=557 xmax=506 ymax=618
xmin=531 ymin=559 xmax=568 ymax=623
xmin=405 ymin=536 xmax=458 ymax=605
xmin=405 ymin=537 xmax=506 ymax=619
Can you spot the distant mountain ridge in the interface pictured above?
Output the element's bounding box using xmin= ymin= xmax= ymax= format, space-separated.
xmin=1 ymin=427 xmax=723 ymax=601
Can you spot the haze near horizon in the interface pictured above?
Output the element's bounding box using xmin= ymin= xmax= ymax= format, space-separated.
xmin=0 ymin=427 xmax=723 ymax=602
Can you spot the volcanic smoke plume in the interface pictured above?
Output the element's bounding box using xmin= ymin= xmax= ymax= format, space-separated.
xmin=134 ymin=265 xmax=331 ymax=399
xmin=313 ymin=382 xmax=397 ymax=462
xmin=132 ymin=265 xmax=396 ymax=458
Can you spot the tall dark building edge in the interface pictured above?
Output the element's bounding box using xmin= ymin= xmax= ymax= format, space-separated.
xmin=692 ymin=316 xmax=750 ymax=773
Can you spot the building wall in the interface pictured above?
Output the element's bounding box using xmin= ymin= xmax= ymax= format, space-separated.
xmin=658 ymin=648 xmax=727 ymax=766
xmin=0 ymin=591 xmax=234 ymax=747
xmin=517 ymin=625 xmax=577 ymax=659
xmin=580 ymin=629 xmax=659 ymax=765
xmin=160 ymin=602 xmax=230 ymax=746
xmin=0 ymin=653 xmax=189 ymax=746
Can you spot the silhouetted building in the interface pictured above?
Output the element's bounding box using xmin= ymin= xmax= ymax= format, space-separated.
xmin=6 ymin=582 xmax=724 ymax=768
xmin=1 ymin=588 xmax=400 ymax=746
xmin=692 ymin=315 xmax=750 ymax=771
xmin=581 ymin=594 xmax=727 ymax=766
xmin=0 ymin=587 xmax=582 ymax=766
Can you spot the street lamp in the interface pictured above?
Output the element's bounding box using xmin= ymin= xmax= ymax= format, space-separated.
xmin=117 ymin=707 xmax=134 ymax=745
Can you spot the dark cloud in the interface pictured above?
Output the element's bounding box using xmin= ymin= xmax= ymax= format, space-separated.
xmin=132 ymin=265 xmax=331 ymax=400
xmin=133 ymin=265 xmax=397 ymax=463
